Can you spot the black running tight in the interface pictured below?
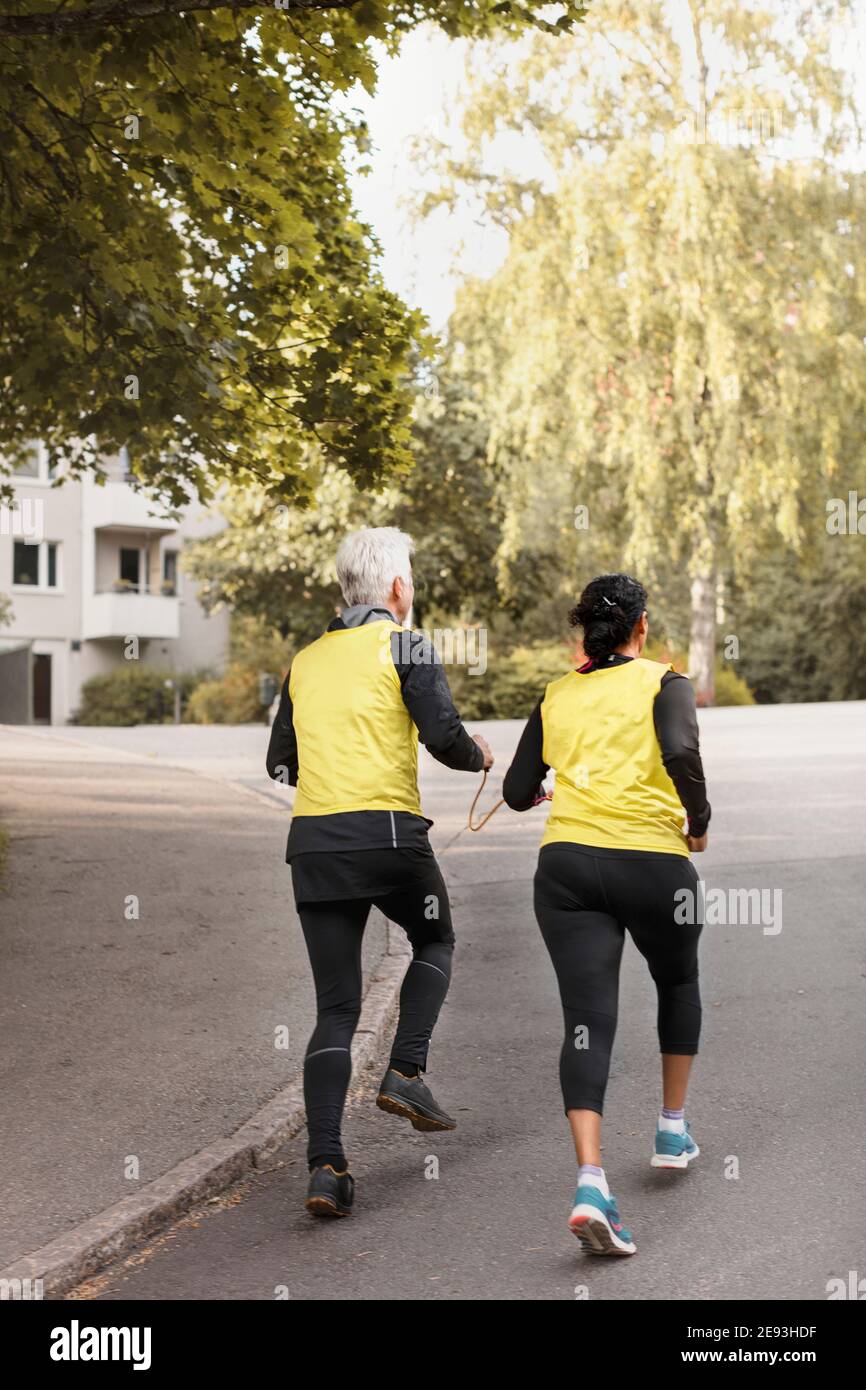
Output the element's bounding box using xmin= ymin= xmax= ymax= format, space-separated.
xmin=534 ymin=844 xmax=704 ymax=1116
xmin=298 ymin=851 xmax=454 ymax=1170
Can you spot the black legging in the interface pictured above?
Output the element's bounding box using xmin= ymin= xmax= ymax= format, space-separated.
xmin=298 ymin=852 xmax=454 ymax=1170
xmin=534 ymin=844 xmax=703 ymax=1116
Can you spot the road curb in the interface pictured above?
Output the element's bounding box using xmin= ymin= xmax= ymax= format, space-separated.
xmin=0 ymin=920 xmax=410 ymax=1300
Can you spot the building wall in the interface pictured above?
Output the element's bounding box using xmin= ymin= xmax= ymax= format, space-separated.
xmin=0 ymin=451 xmax=230 ymax=724
xmin=166 ymin=501 xmax=230 ymax=676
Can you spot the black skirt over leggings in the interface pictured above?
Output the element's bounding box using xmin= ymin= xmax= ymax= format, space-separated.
xmin=534 ymin=843 xmax=704 ymax=1116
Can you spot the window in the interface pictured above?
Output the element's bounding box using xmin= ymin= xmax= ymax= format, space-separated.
xmin=119 ymin=548 xmax=141 ymax=589
xmin=12 ymin=540 xmax=59 ymax=589
xmin=14 ymin=446 xmax=40 ymax=479
xmin=13 ymin=541 xmax=39 ymax=585
xmin=11 ymin=441 xmax=63 ymax=481
xmin=119 ymin=445 xmax=136 ymax=484
xmin=162 ymin=550 xmax=178 ymax=595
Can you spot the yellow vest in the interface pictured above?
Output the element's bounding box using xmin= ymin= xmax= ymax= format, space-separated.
xmin=289 ymin=619 xmax=421 ymax=818
xmin=540 ymin=657 xmax=688 ymax=856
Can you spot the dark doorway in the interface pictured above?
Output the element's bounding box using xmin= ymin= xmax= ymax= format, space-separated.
xmin=33 ymin=653 xmax=52 ymax=723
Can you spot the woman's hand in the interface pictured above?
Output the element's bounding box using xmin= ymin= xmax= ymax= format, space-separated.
xmin=686 ymin=832 xmax=708 ymax=853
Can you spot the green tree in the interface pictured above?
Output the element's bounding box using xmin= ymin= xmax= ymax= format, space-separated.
xmin=730 ymin=524 xmax=866 ymax=703
xmin=0 ymin=0 xmax=590 ymax=505
xmin=183 ymin=366 xmax=501 ymax=644
xmin=429 ymin=0 xmax=866 ymax=701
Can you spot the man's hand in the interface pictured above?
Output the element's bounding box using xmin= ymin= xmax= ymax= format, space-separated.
xmin=472 ymin=733 xmax=494 ymax=770
xmin=686 ymin=832 xmax=708 ymax=853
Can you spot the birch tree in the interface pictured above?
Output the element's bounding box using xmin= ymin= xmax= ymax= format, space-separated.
xmin=432 ymin=0 xmax=866 ymax=700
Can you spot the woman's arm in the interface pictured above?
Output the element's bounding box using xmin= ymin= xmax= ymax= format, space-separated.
xmin=653 ymin=673 xmax=711 ymax=836
xmin=503 ymin=701 xmax=550 ymax=811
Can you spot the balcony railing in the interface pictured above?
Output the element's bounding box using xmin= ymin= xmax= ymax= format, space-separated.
xmin=99 ymin=581 xmax=178 ymax=597
xmin=87 ymin=483 xmax=178 ymax=534
xmin=83 ymin=589 xmax=180 ymax=641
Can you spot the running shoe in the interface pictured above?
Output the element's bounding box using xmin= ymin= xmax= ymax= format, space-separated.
xmin=305 ymin=1165 xmax=354 ymax=1218
xmin=651 ymin=1121 xmax=700 ymax=1170
xmin=376 ymin=1067 xmax=456 ymax=1132
xmin=569 ymin=1184 xmax=637 ymax=1256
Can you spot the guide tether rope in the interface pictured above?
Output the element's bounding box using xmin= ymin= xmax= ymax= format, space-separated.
xmin=438 ymin=770 xmax=499 ymax=853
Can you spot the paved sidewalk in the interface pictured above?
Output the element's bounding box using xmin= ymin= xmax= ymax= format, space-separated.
xmin=0 ymin=726 xmax=386 ymax=1269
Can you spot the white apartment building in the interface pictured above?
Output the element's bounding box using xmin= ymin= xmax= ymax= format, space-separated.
xmin=0 ymin=446 xmax=230 ymax=724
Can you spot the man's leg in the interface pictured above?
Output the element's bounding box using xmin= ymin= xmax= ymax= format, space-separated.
xmin=298 ymin=897 xmax=371 ymax=1172
xmin=374 ymin=855 xmax=454 ymax=1075
xmin=372 ymin=855 xmax=457 ymax=1131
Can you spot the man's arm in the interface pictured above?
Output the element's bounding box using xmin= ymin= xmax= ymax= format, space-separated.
xmin=266 ymin=672 xmax=299 ymax=785
xmin=503 ymin=701 xmax=550 ymax=811
xmin=653 ymin=672 xmax=711 ymax=837
xmin=391 ymin=630 xmax=485 ymax=772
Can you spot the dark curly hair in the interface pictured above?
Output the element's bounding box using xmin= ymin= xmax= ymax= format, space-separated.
xmin=569 ymin=573 xmax=647 ymax=661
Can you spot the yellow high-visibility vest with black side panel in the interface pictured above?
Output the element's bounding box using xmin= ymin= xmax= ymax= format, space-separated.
xmin=289 ymin=619 xmax=422 ymax=819
xmin=540 ymin=657 xmax=688 ymax=856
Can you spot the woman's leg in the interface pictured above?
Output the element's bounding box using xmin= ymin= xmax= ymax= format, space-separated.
xmin=612 ymin=854 xmax=703 ymax=1155
xmin=567 ymin=1109 xmax=603 ymax=1167
xmin=534 ymin=847 xmax=638 ymax=1254
xmin=662 ymin=1052 xmax=695 ymax=1111
xmin=533 ymin=848 xmax=625 ymax=1138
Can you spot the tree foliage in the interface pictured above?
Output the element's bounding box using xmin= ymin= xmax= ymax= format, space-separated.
xmin=183 ymin=365 xmax=501 ymax=644
xmin=0 ymin=0 xmax=590 ymax=504
xmin=426 ymin=0 xmax=866 ymax=700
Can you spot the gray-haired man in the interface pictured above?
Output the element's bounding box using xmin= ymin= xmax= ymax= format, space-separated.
xmin=267 ymin=527 xmax=492 ymax=1217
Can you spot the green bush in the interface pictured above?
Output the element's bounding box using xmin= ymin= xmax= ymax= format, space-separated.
xmin=448 ymin=637 xmax=754 ymax=718
xmin=713 ymin=664 xmax=755 ymax=705
xmin=449 ymin=640 xmax=578 ymax=720
xmin=74 ymin=665 xmax=203 ymax=725
xmin=646 ymin=638 xmax=755 ymax=704
xmin=184 ymin=663 xmax=269 ymax=724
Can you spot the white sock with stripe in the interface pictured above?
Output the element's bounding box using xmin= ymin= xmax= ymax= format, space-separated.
xmin=577 ymin=1164 xmax=610 ymax=1200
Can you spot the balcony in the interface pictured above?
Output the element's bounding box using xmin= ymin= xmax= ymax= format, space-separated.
xmin=82 ymin=589 xmax=180 ymax=641
xmin=86 ymin=483 xmax=178 ymax=535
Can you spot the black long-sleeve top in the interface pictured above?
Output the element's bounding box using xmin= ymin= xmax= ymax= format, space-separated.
xmin=266 ymin=605 xmax=483 ymax=874
xmin=502 ymin=656 xmax=711 ymax=838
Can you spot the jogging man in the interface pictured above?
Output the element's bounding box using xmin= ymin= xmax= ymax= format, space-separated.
xmin=267 ymin=526 xmax=493 ymax=1218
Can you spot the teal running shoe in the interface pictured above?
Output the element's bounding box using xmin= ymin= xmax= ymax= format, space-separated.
xmin=651 ymin=1121 xmax=700 ymax=1170
xmin=569 ymin=1184 xmax=637 ymax=1256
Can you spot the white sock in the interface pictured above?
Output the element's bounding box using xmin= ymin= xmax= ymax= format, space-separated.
xmin=658 ymin=1110 xmax=686 ymax=1135
xmin=577 ymin=1165 xmax=610 ymax=1200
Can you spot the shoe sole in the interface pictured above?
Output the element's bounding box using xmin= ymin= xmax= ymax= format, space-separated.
xmin=376 ymin=1093 xmax=457 ymax=1132
xmin=305 ymin=1195 xmax=352 ymax=1218
xmin=651 ymin=1141 xmax=700 ymax=1170
xmin=569 ymin=1208 xmax=636 ymax=1257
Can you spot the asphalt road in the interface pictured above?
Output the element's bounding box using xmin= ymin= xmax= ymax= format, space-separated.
xmin=78 ymin=701 xmax=866 ymax=1301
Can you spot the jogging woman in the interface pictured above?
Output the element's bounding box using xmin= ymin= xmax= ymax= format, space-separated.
xmin=503 ymin=573 xmax=710 ymax=1256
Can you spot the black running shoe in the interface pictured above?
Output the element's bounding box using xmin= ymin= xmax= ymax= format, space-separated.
xmin=305 ymin=1165 xmax=354 ymax=1218
xmin=376 ymin=1068 xmax=457 ymax=1132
